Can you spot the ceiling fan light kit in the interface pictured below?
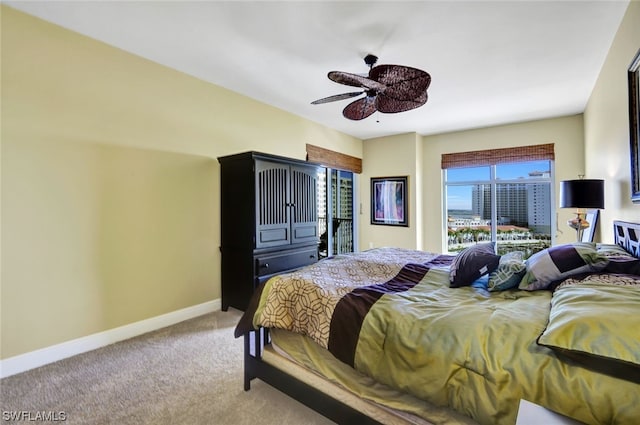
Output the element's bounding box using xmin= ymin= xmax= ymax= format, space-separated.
xmin=312 ymin=55 xmax=431 ymax=121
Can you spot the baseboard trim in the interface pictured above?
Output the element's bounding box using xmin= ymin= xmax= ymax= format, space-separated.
xmin=0 ymin=299 xmax=220 ymax=379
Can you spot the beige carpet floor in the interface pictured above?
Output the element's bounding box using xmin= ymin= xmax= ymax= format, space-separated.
xmin=0 ymin=309 xmax=335 ymax=425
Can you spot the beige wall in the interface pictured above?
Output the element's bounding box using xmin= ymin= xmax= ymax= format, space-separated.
xmin=422 ymin=115 xmax=586 ymax=252
xmin=584 ymin=0 xmax=640 ymax=241
xmin=0 ymin=7 xmax=362 ymax=359
xmin=360 ymin=133 xmax=422 ymax=250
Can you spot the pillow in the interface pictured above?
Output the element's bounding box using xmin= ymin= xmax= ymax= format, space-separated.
xmin=468 ymin=274 xmax=491 ymax=298
xmin=449 ymin=242 xmax=500 ymax=288
xmin=488 ymin=251 xmax=526 ymax=291
xmin=537 ymin=273 xmax=640 ymax=383
xmin=604 ymin=257 xmax=640 ymax=275
xmin=596 ymin=243 xmax=633 ymax=257
xmin=597 ymin=243 xmax=640 ymax=275
xmin=518 ymin=242 xmax=608 ymax=291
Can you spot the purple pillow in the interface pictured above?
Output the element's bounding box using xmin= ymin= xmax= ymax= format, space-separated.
xmin=597 ymin=244 xmax=640 ymax=275
xmin=450 ymin=242 xmax=500 ymax=288
xmin=604 ymin=256 xmax=640 ymax=275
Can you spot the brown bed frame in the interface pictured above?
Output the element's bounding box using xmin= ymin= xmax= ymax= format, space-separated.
xmin=241 ymin=220 xmax=640 ymax=425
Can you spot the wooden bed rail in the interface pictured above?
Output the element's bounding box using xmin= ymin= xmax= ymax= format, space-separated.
xmin=243 ymin=328 xmax=383 ymax=425
xmin=243 ymin=327 xmax=269 ymax=391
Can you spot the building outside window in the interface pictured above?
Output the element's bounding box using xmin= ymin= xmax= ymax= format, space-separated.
xmin=444 ymin=158 xmax=554 ymax=258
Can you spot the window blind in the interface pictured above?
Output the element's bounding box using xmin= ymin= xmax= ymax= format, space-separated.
xmin=441 ymin=143 xmax=554 ymax=169
xmin=306 ymin=143 xmax=362 ymax=173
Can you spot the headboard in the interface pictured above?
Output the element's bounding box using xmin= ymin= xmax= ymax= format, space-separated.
xmin=613 ymin=220 xmax=640 ymax=258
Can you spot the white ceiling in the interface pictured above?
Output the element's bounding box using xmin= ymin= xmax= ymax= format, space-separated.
xmin=6 ymin=1 xmax=629 ymax=140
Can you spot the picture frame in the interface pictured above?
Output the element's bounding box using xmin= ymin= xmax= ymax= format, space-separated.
xmin=628 ymin=48 xmax=640 ymax=204
xmin=581 ymin=209 xmax=600 ymax=243
xmin=371 ymin=176 xmax=408 ymax=226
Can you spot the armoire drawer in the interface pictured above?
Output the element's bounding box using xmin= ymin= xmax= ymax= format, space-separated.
xmin=255 ymin=248 xmax=318 ymax=277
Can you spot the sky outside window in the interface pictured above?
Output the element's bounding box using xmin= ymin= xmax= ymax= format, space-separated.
xmin=446 ymin=161 xmax=550 ymax=210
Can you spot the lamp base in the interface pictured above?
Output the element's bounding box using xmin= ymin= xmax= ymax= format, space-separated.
xmin=567 ymin=212 xmax=590 ymax=242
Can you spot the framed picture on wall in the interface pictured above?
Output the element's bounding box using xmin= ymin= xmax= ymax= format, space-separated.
xmin=371 ymin=176 xmax=408 ymax=227
xmin=581 ymin=209 xmax=600 ymax=243
xmin=628 ymin=48 xmax=640 ymax=204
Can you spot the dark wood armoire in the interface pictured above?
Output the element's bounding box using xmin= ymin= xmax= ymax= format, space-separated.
xmin=218 ymin=151 xmax=321 ymax=311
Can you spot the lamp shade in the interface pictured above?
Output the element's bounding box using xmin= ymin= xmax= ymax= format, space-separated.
xmin=559 ymin=179 xmax=605 ymax=209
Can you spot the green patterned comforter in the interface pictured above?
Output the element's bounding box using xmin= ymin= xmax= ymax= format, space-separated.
xmin=236 ymin=248 xmax=640 ymax=425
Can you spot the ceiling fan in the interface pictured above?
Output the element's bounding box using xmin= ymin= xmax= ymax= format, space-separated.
xmin=311 ymin=54 xmax=431 ymax=121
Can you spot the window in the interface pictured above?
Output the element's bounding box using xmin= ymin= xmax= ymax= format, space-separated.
xmin=306 ymin=144 xmax=361 ymax=258
xmin=317 ymin=168 xmax=357 ymax=257
xmin=443 ymin=145 xmax=554 ymax=258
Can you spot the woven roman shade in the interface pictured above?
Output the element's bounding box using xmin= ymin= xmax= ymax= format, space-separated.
xmin=306 ymin=144 xmax=362 ymax=173
xmin=441 ymin=143 xmax=554 ymax=169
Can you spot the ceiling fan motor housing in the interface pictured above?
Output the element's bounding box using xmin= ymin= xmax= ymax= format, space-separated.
xmin=364 ymin=54 xmax=378 ymax=67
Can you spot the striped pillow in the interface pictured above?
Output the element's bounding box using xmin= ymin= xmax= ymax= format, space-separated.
xmin=518 ymin=242 xmax=608 ymax=291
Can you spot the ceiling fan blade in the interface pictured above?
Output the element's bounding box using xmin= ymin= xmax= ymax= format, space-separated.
xmin=370 ymin=64 xmax=431 ymax=87
xmin=311 ymin=91 xmax=364 ymax=105
xmin=370 ymin=65 xmax=431 ymax=101
xmin=328 ymin=71 xmax=385 ymax=91
xmin=343 ymin=96 xmax=377 ymax=120
xmin=376 ymin=91 xmax=428 ymax=114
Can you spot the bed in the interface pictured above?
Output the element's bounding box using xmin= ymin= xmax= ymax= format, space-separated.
xmin=234 ymin=220 xmax=640 ymax=425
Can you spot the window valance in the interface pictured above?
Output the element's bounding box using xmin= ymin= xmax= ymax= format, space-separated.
xmin=441 ymin=143 xmax=554 ymax=169
xmin=306 ymin=144 xmax=362 ymax=173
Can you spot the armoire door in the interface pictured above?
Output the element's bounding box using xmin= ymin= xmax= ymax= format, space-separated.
xmin=290 ymin=164 xmax=319 ymax=245
xmin=255 ymin=160 xmax=290 ymax=249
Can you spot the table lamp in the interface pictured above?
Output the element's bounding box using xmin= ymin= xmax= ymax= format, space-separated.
xmin=559 ymin=178 xmax=604 ymax=241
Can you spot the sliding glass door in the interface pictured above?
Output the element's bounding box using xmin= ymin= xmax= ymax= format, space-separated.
xmin=318 ymin=168 xmax=355 ymax=258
